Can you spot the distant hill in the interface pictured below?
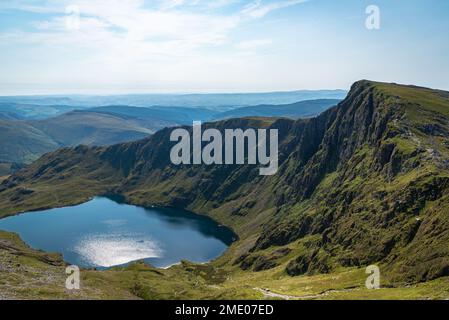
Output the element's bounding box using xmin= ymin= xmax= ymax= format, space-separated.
xmin=0 ymin=119 xmax=59 ymax=164
xmin=31 ymin=110 xmax=173 ymax=146
xmin=0 ymin=110 xmax=176 ymax=171
xmin=0 ymin=112 xmax=22 ymax=121
xmin=0 ymin=103 xmax=77 ymax=120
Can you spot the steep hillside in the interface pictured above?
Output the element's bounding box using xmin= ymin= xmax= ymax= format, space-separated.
xmin=1 ymin=80 xmax=448 ymax=287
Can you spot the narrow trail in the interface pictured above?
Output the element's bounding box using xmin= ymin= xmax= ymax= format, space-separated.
xmin=254 ymin=286 xmax=361 ymax=300
xmin=254 ymin=288 xmax=299 ymax=300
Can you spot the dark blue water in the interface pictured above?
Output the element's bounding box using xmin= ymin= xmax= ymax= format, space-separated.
xmin=0 ymin=197 xmax=236 ymax=268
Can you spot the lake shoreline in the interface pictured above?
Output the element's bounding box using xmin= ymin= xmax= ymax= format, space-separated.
xmin=0 ymin=196 xmax=237 ymax=270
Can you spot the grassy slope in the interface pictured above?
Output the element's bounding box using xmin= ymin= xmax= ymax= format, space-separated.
xmin=1 ymin=81 xmax=449 ymax=299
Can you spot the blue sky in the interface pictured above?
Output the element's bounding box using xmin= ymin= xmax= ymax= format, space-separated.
xmin=0 ymin=0 xmax=448 ymax=95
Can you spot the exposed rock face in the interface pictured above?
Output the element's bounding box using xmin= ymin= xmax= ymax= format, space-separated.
xmin=1 ymin=80 xmax=449 ymax=284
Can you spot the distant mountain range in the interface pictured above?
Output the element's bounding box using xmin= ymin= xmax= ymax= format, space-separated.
xmin=0 ymin=89 xmax=347 ymax=110
xmin=0 ymin=98 xmax=340 ymax=173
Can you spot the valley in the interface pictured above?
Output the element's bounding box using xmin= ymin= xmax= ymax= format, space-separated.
xmin=1 ymin=80 xmax=448 ymax=299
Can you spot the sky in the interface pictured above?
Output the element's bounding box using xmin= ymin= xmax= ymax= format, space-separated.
xmin=0 ymin=0 xmax=448 ymax=95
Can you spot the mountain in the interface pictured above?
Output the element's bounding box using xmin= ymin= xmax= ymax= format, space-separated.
xmin=216 ymin=99 xmax=340 ymax=120
xmin=1 ymin=80 xmax=448 ymax=291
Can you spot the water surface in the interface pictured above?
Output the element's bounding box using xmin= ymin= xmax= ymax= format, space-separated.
xmin=0 ymin=197 xmax=236 ymax=268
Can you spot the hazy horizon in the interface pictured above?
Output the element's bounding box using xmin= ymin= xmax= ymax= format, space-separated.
xmin=0 ymin=88 xmax=348 ymax=98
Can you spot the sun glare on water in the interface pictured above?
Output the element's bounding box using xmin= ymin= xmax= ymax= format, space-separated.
xmin=74 ymin=233 xmax=163 ymax=268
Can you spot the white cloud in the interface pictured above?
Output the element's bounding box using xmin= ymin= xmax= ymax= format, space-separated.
xmin=3 ymin=0 xmax=242 ymax=53
xmin=1 ymin=0 xmax=305 ymax=51
xmin=0 ymin=0 xmax=308 ymax=94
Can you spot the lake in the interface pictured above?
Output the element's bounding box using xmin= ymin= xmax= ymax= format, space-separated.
xmin=0 ymin=197 xmax=236 ymax=268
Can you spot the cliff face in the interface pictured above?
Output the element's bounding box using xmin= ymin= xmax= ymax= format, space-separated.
xmin=1 ymin=80 xmax=449 ymax=283
xmin=251 ymin=81 xmax=449 ymax=282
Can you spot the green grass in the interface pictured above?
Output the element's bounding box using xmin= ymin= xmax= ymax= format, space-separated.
xmin=374 ymin=82 xmax=449 ymax=117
